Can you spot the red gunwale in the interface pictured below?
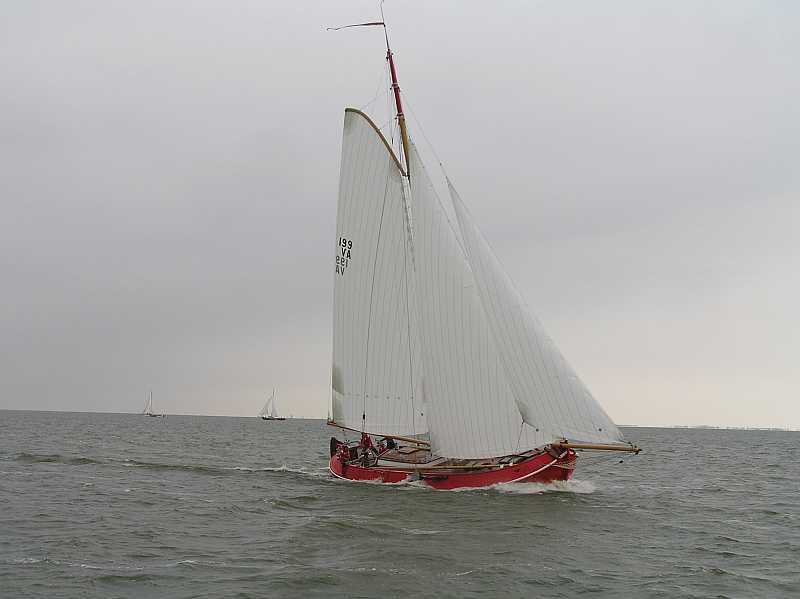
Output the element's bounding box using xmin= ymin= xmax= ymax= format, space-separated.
xmin=328 ymin=447 xmax=576 ymax=491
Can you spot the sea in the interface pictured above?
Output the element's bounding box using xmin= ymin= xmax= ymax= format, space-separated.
xmin=0 ymin=411 xmax=797 ymax=599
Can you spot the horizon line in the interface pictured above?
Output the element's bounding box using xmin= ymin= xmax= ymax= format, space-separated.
xmin=1 ymin=408 xmax=797 ymax=431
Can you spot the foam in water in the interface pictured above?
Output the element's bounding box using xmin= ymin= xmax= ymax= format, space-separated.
xmin=492 ymin=479 xmax=597 ymax=495
xmin=327 ymin=473 xmax=597 ymax=494
xmin=225 ymin=464 xmax=330 ymax=479
xmin=401 ymin=528 xmax=446 ymax=535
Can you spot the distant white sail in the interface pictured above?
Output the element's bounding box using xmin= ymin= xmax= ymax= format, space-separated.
xmin=270 ymin=390 xmax=278 ymax=419
xmin=260 ymin=390 xmax=275 ymax=418
xmin=143 ymin=391 xmax=153 ymax=415
xmin=448 ymin=181 xmax=623 ymax=445
xmin=330 ymin=109 xmax=426 ymax=438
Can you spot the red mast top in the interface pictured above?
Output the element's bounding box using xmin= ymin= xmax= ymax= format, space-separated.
xmin=327 ymin=19 xmax=411 ymax=177
xmin=384 ymin=32 xmax=411 ymax=177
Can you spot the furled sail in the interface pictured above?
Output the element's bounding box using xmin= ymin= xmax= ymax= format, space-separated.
xmin=406 ymin=143 xmax=543 ymax=458
xmin=448 ymin=182 xmax=623 ymax=445
xmin=331 ymin=109 xmax=426 ymax=437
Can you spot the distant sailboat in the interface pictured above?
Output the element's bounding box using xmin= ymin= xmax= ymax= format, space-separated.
xmin=259 ymin=389 xmax=285 ymax=421
xmin=143 ymin=390 xmax=165 ymax=418
xmin=326 ymin=18 xmax=640 ymax=489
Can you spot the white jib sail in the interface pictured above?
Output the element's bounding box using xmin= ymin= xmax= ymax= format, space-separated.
xmin=331 ymin=109 xmax=426 ymax=437
xmin=406 ymin=143 xmax=543 ymax=459
xmin=448 ymin=181 xmax=623 ymax=445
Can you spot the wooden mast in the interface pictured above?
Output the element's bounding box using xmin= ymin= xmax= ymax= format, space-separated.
xmin=384 ymin=31 xmax=410 ymax=177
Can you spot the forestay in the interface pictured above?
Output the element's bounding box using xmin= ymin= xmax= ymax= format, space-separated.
xmin=331 ymin=109 xmax=426 ymax=437
xmin=448 ymin=182 xmax=623 ymax=445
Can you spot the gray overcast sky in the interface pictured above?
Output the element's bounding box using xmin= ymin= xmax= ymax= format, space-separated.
xmin=1 ymin=1 xmax=798 ymax=426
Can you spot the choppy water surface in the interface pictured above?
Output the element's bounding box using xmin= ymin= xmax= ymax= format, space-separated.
xmin=0 ymin=411 xmax=797 ymax=598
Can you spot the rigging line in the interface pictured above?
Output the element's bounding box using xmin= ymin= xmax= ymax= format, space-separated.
xmin=402 ymin=93 xmax=446 ymax=173
xmin=361 ymin=162 xmax=394 ymax=431
xmin=410 ymin=146 xmax=469 ymax=259
xmin=380 ymin=0 xmax=390 ymax=47
xmin=382 ymin=65 xmax=391 ymax=139
xmin=359 ymin=62 xmax=391 ymax=114
xmin=377 ymin=116 xmax=393 ymax=134
xmin=387 ymin=73 xmax=396 ymax=147
xmin=400 ymin=179 xmax=417 ymax=441
xmin=403 ymin=180 xmax=417 ymax=437
xmin=402 ymin=95 xmax=476 ymax=264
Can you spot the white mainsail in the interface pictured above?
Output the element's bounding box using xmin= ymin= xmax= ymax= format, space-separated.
xmin=331 ymin=109 xmax=426 ymax=438
xmin=448 ymin=182 xmax=623 ymax=445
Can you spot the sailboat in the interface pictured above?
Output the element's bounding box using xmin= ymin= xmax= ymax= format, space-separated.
xmin=142 ymin=390 xmax=165 ymax=418
xmin=326 ymin=19 xmax=640 ymax=490
xmin=259 ymin=389 xmax=285 ymax=421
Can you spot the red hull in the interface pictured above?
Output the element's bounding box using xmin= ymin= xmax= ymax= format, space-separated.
xmin=329 ymin=449 xmax=576 ymax=490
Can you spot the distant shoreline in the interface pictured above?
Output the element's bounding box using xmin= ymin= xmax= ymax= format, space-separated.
xmin=0 ymin=409 xmax=797 ymax=431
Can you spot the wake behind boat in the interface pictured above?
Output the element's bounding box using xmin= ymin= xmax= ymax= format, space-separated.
xmin=259 ymin=389 xmax=285 ymax=421
xmin=327 ymin=19 xmax=639 ymax=489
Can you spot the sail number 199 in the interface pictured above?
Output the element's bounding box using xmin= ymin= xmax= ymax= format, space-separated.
xmin=336 ymin=236 xmax=354 ymax=276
